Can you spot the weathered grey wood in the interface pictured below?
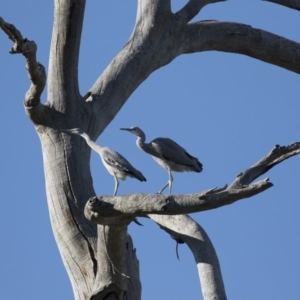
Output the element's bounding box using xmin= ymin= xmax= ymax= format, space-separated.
xmin=84 ymin=180 xmax=270 ymax=221
xmin=47 ymin=0 xmax=85 ymax=109
xmin=182 ymin=21 xmax=300 ymax=74
xmin=149 ymin=214 xmax=227 ymax=300
xmin=0 ymin=17 xmax=46 ymax=108
xmin=90 ymin=225 xmax=128 ymax=299
xmin=1 ymin=0 xmax=299 ymax=299
xmin=85 ymin=141 xmax=300 ymax=300
xmin=85 ymin=142 xmax=300 ymax=221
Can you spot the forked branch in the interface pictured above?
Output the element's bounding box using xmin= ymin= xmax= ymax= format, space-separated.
xmin=85 ymin=142 xmax=300 ymax=222
xmin=85 ymin=1 xmax=300 ymax=138
xmin=0 ymin=17 xmax=46 ymax=107
xmin=85 ymin=141 xmax=299 ymax=300
xmin=229 ymin=142 xmax=300 ymax=188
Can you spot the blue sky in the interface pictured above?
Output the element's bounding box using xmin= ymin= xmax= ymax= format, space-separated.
xmin=1 ymin=1 xmax=299 ymax=299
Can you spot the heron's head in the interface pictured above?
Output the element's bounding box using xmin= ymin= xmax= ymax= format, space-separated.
xmin=61 ymin=128 xmax=84 ymax=136
xmin=120 ymin=126 xmax=144 ymax=138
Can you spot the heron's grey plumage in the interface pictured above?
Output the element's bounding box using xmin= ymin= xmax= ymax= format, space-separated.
xmin=120 ymin=126 xmax=202 ymax=194
xmin=61 ymin=128 xmax=146 ymax=196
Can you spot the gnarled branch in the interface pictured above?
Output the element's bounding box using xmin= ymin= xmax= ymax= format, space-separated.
xmin=0 ymin=17 xmax=46 ymax=107
xmin=85 ymin=142 xmax=300 ymax=221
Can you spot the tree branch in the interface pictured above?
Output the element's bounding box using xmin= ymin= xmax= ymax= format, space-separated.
xmin=182 ymin=21 xmax=300 ymax=74
xmin=229 ymin=142 xmax=300 ymax=188
xmin=48 ymin=0 xmax=86 ymax=109
xmin=0 ymin=17 xmax=46 ymax=107
xmin=88 ymin=225 xmax=141 ymax=300
xmin=90 ymin=225 xmax=128 ymax=300
xmin=84 ymin=0 xmax=177 ymax=136
xmin=264 ymin=0 xmax=300 ymax=11
xmin=137 ymin=0 xmax=171 ymax=18
xmin=85 ymin=142 xmax=300 ymax=221
xmin=84 ymin=14 xmax=300 ymax=139
xmin=124 ymin=235 xmax=142 ymax=300
xmin=149 ymin=214 xmax=227 ymax=300
xmin=175 ymin=0 xmax=225 ymax=24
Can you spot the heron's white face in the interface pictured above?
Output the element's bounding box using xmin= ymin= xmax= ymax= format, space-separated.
xmin=120 ymin=126 xmax=143 ymax=137
xmin=130 ymin=127 xmax=147 ymax=138
xmin=129 ymin=127 xmax=141 ymax=135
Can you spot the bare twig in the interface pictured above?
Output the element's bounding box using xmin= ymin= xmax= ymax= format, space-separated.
xmin=0 ymin=17 xmax=46 ymax=107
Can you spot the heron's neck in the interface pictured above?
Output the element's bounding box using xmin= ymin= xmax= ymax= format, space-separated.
xmin=136 ymin=135 xmax=151 ymax=153
xmin=81 ymin=132 xmax=102 ymax=153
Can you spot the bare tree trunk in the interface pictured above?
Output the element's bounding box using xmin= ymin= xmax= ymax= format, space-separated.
xmin=1 ymin=0 xmax=300 ymax=299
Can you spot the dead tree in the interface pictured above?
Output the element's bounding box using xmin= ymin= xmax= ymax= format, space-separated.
xmin=1 ymin=0 xmax=299 ymax=299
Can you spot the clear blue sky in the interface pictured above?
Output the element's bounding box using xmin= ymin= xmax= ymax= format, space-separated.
xmin=1 ymin=1 xmax=299 ymax=299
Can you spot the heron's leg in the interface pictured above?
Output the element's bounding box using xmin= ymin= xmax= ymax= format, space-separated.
xmin=158 ymin=170 xmax=173 ymax=194
xmin=113 ymin=175 xmax=119 ymax=196
xmin=158 ymin=182 xmax=169 ymax=194
xmin=168 ymin=171 xmax=173 ymax=194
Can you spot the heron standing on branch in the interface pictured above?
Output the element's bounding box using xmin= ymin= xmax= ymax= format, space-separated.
xmin=61 ymin=128 xmax=146 ymax=196
xmin=120 ymin=127 xmax=203 ymax=194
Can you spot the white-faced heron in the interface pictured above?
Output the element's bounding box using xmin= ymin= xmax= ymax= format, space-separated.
xmin=62 ymin=128 xmax=146 ymax=196
xmin=120 ymin=127 xmax=202 ymax=194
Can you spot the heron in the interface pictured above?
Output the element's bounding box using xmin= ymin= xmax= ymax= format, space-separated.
xmin=61 ymin=128 xmax=146 ymax=196
xmin=120 ymin=127 xmax=203 ymax=194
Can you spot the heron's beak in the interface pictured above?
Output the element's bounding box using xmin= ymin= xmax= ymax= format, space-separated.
xmin=120 ymin=128 xmax=131 ymax=132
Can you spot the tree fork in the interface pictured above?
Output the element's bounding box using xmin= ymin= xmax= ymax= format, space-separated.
xmin=1 ymin=0 xmax=300 ymax=299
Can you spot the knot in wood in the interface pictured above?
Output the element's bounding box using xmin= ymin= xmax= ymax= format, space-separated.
xmin=87 ymin=196 xmax=103 ymax=211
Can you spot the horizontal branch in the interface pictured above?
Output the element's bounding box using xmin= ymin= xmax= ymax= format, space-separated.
xmin=0 ymin=17 xmax=46 ymax=107
xmin=182 ymin=21 xmax=300 ymax=74
xmin=264 ymin=0 xmax=300 ymax=11
xmin=84 ymin=180 xmax=272 ymax=224
xmin=85 ymin=142 xmax=300 ymax=224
